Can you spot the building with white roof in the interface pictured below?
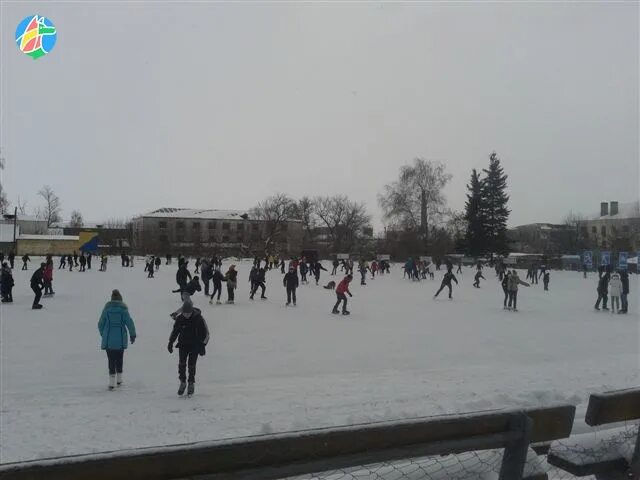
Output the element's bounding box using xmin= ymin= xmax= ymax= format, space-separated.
xmin=577 ymin=201 xmax=640 ymax=251
xmin=131 ymin=208 xmax=302 ymax=255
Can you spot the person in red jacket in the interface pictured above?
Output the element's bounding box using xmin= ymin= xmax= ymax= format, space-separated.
xmin=43 ymin=261 xmax=55 ymax=296
xmin=332 ymin=274 xmax=353 ymax=315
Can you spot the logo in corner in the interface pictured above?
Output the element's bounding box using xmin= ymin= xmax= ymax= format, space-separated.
xmin=15 ymin=15 xmax=57 ymax=60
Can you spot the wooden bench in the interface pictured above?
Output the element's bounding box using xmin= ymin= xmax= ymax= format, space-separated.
xmin=0 ymin=404 xmax=574 ymax=480
xmin=548 ymin=388 xmax=640 ymax=478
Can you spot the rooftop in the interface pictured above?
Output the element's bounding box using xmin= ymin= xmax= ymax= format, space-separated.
xmin=589 ymin=201 xmax=640 ymax=220
xmin=140 ymin=208 xmax=250 ymax=221
xmin=18 ymin=234 xmax=79 ymax=241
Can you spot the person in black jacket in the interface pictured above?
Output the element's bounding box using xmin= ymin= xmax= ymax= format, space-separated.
xmin=30 ymin=263 xmax=45 ymax=309
xmin=209 ymin=267 xmax=225 ymax=305
xmin=1 ymin=262 xmax=14 ymax=303
xmin=473 ymin=271 xmax=485 ymax=288
xmin=67 ymin=254 xmax=73 ymax=272
xmin=175 ymin=263 xmax=192 ymax=294
xmin=87 ymin=253 xmax=92 ymax=270
xmin=59 ymin=254 xmax=66 ymax=269
xmin=73 ymin=251 xmax=79 ymax=267
xmin=283 ymin=266 xmax=299 ymax=306
xmin=312 ymin=262 xmax=327 ymax=286
xmin=21 ymin=254 xmax=30 ymax=270
xmin=79 ymin=253 xmax=87 ymax=272
xmin=434 ymin=271 xmax=458 ymax=299
xmin=250 ymin=267 xmax=267 ymax=300
xmin=594 ymin=273 xmax=610 ymax=310
xmin=8 ymin=251 xmax=15 ymax=270
xmin=501 ymin=271 xmax=511 ymax=309
xmin=620 ymin=270 xmax=629 ymax=314
xmin=167 ymin=299 xmax=210 ymax=396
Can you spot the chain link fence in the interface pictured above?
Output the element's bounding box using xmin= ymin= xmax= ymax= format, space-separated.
xmin=283 ymin=423 xmax=638 ymax=480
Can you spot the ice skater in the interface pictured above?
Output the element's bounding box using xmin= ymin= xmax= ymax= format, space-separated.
xmin=542 ymin=271 xmax=550 ymax=291
xmin=283 ymin=265 xmax=299 ymax=306
xmin=79 ymin=253 xmax=87 ymax=272
xmin=175 ymin=262 xmax=192 ymax=294
xmin=58 ymin=254 xmax=66 ymax=269
xmin=620 ymin=270 xmax=629 ymax=314
xmin=332 ymin=274 xmax=353 ymax=315
xmin=167 ymin=298 xmax=209 ymax=397
xmin=501 ymin=271 xmax=511 ymax=309
xmin=608 ymin=271 xmax=622 ymax=314
xmin=208 ymin=267 xmax=225 ymax=305
xmin=299 ymin=261 xmax=309 ymax=284
xmin=43 ymin=260 xmax=54 ymax=296
xmin=507 ymin=270 xmax=530 ymax=311
xmin=434 ymin=271 xmax=458 ymax=299
xmin=473 ymin=270 xmax=485 ymax=288
xmin=1 ymin=262 xmax=14 ymax=303
xmin=30 ymin=263 xmax=45 ymax=309
xmin=225 ymin=265 xmax=238 ymax=304
xmin=358 ymin=260 xmax=369 ymax=286
xmin=312 ymin=261 xmax=327 ymax=286
xmin=98 ymin=289 xmax=136 ymax=390
xmin=594 ymin=272 xmax=610 ymax=311
xmin=250 ymin=267 xmax=267 ymax=300
xmin=21 ymin=254 xmax=30 ymax=270
xmin=331 ymin=259 xmax=339 ymax=276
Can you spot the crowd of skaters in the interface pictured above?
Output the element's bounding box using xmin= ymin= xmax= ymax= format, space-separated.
xmin=0 ymin=248 xmax=634 ymax=395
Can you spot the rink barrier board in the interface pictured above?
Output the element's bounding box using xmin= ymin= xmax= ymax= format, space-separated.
xmin=0 ymin=404 xmax=575 ymax=480
xmin=548 ymin=388 xmax=640 ymax=477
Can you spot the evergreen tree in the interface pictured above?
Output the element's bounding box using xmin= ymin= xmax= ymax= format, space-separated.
xmin=482 ymin=152 xmax=511 ymax=255
xmin=463 ymin=169 xmax=486 ymax=255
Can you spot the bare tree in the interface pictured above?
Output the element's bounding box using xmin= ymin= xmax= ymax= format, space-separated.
xmin=379 ymin=158 xmax=452 ymax=251
xmin=250 ymin=193 xmax=296 ymax=254
xmin=37 ymin=185 xmax=62 ymax=227
xmin=290 ymin=196 xmax=317 ymax=246
xmin=16 ymin=196 xmax=29 ymax=215
xmin=102 ymin=218 xmax=129 ymax=229
xmin=0 ymin=149 xmax=9 ymax=214
xmin=69 ymin=210 xmax=84 ymax=228
xmin=313 ymin=195 xmax=371 ymax=252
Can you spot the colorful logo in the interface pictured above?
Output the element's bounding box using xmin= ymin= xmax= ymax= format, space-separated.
xmin=15 ymin=15 xmax=57 ymax=60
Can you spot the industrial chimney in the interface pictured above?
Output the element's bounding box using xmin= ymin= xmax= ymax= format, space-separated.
xmin=610 ymin=201 xmax=619 ymax=216
xmin=600 ymin=202 xmax=609 ymax=216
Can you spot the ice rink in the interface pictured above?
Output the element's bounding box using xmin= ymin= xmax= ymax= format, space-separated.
xmin=1 ymin=258 xmax=638 ymax=462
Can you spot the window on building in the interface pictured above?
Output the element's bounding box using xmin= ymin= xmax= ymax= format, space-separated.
xmin=159 ymin=234 xmax=168 ymax=243
xmin=236 ymin=235 xmax=243 ymax=243
xmin=176 ymin=235 xmax=184 ymax=243
xmin=222 ymin=223 xmax=230 ymax=230
xmin=581 ymin=226 xmax=588 ymax=237
xmin=208 ymin=221 xmax=216 ymax=230
xmin=222 ymin=235 xmax=230 ymax=242
xmin=623 ymin=225 xmax=630 ymax=234
xmin=208 ymin=234 xmax=216 ymax=242
xmin=192 ymin=222 xmax=201 ymax=230
xmin=252 ymin=223 xmax=260 ymax=231
xmin=237 ymin=223 xmax=244 ymax=232
xmin=158 ymin=221 xmax=167 ymax=229
xmin=601 ymin=226 xmax=606 ymax=236
xmin=592 ymin=226 xmax=597 ymax=234
xmin=176 ymin=221 xmax=185 ymax=230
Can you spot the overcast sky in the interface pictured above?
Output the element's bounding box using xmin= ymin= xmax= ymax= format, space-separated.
xmin=2 ymin=1 xmax=638 ymax=230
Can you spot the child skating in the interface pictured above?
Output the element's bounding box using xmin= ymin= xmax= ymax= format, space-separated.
xmin=167 ymin=299 xmax=209 ymax=397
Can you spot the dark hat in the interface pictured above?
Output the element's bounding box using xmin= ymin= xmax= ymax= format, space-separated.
xmin=111 ymin=289 xmax=123 ymax=301
xmin=182 ymin=298 xmax=194 ymax=314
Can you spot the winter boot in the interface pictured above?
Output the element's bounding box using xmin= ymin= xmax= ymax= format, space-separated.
xmin=216 ymin=300 xmax=221 ymax=305
xmin=116 ymin=373 xmax=123 ymax=386
xmin=342 ymin=310 xmax=350 ymax=315
xmin=187 ymin=382 xmax=195 ymax=396
xmin=178 ymin=381 xmax=187 ymax=396
xmin=331 ymin=308 xmax=340 ymax=314
xmin=261 ymin=296 xmax=267 ymax=300
xmin=32 ymin=304 xmax=43 ymax=310
xmin=108 ymin=375 xmax=116 ymax=391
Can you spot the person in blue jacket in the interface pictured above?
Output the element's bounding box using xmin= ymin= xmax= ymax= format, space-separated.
xmin=98 ymin=289 xmax=137 ymax=390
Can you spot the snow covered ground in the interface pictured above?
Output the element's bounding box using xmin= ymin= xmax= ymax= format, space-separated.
xmin=1 ymin=258 xmax=638 ymax=463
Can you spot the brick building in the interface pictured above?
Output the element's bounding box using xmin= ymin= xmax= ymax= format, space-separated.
xmin=131 ymin=208 xmax=303 ymax=256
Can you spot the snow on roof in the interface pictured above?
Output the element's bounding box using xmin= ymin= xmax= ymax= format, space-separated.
xmin=141 ymin=208 xmax=249 ymax=220
xmin=2 ymin=214 xmax=44 ymax=223
xmin=508 ymin=252 xmax=544 ymax=257
xmin=588 ymin=201 xmax=640 ymax=220
xmin=18 ymin=234 xmax=79 ymax=241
